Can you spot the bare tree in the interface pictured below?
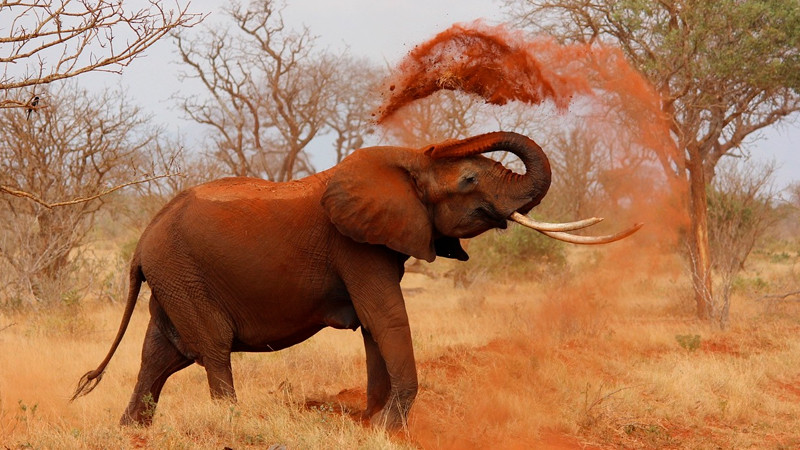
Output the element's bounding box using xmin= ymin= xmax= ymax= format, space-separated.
xmin=326 ymin=57 xmax=383 ymax=164
xmin=384 ymin=90 xmax=484 ymax=147
xmin=126 ymin=136 xmax=226 ymax=222
xmin=0 ymin=82 xmax=168 ymax=304
xmin=176 ymin=0 xmax=357 ymax=181
xmin=544 ymin=127 xmax=605 ymax=220
xmin=0 ymin=0 xmax=201 ymax=211
xmin=1 ymin=0 xmax=202 ymax=108
xmin=707 ymin=158 xmax=780 ymax=327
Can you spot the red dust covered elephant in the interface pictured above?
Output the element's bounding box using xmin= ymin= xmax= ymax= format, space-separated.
xmin=71 ymin=132 xmax=639 ymax=429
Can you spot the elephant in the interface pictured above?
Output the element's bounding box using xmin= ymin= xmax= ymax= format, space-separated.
xmin=71 ymin=131 xmax=640 ymax=429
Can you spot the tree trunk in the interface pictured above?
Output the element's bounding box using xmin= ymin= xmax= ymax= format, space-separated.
xmin=686 ymin=149 xmax=714 ymax=320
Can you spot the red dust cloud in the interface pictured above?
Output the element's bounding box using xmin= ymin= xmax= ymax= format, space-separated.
xmin=375 ymin=22 xmax=589 ymax=122
xmin=376 ymin=21 xmax=688 ymax=252
xmin=372 ymin=21 xmax=691 ymax=449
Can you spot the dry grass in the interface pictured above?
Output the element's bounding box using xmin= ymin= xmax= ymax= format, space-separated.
xmin=2 ymin=244 xmax=800 ymax=449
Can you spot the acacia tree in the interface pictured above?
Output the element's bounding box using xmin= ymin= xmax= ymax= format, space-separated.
xmin=505 ymin=0 xmax=800 ymax=324
xmin=176 ymin=0 xmax=374 ymax=181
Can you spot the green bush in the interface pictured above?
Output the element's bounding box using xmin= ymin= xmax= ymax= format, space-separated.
xmin=675 ymin=334 xmax=702 ymax=352
xmin=456 ymin=223 xmax=567 ymax=281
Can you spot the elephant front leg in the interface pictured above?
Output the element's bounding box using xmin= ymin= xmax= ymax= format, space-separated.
xmin=367 ymin=323 xmax=418 ymax=430
xmin=352 ymin=292 xmax=418 ymax=429
xmin=362 ymin=328 xmax=391 ymax=418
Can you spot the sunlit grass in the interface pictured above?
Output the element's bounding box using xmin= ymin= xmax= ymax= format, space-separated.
xmin=2 ymin=246 xmax=800 ymax=448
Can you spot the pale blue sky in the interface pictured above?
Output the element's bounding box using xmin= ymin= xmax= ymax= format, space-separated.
xmin=91 ymin=0 xmax=799 ymax=189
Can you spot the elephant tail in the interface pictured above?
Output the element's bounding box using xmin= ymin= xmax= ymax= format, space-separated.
xmin=71 ymin=258 xmax=144 ymax=401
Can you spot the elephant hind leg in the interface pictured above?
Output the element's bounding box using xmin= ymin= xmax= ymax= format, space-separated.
xmin=121 ymin=318 xmax=193 ymax=426
xmin=202 ymin=353 xmax=236 ymax=401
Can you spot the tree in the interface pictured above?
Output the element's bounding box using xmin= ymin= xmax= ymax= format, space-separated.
xmin=1 ymin=0 xmax=201 ymax=108
xmin=325 ymin=56 xmax=384 ymax=165
xmin=1 ymin=0 xmax=201 ymax=208
xmin=0 ymin=83 xmax=168 ymax=304
xmin=707 ymin=158 xmax=779 ymax=327
xmin=383 ymin=90 xmax=484 ymax=147
xmin=544 ymin=126 xmax=605 ymax=220
xmin=175 ymin=0 xmax=374 ymax=181
xmin=505 ymin=0 xmax=800 ymax=322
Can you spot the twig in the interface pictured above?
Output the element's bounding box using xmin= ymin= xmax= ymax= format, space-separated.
xmin=0 ymin=323 xmax=15 ymax=333
xmin=588 ymin=384 xmax=640 ymax=410
xmin=0 ymin=173 xmax=182 ymax=209
xmin=0 ymin=99 xmax=27 ymax=109
xmin=759 ymin=290 xmax=800 ymax=301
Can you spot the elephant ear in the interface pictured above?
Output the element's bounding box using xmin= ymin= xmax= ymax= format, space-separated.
xmin=322 ymin=148 xmax=436 ymax=262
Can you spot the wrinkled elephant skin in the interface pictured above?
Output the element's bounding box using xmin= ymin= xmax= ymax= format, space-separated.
xmin=73 ymin=132 xmax=554 ymax=429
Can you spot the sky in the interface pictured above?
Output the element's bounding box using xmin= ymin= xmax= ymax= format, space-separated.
xmin=91 ymin=0 xmax=799 ymax=189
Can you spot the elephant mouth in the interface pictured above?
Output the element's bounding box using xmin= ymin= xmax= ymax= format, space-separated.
xmin=508 ymin=211 xmax=643 ymax=245
xmin=476 ymin=205 xmax=509 ymax=230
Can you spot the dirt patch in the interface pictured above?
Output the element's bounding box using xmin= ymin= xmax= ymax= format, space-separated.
xmin=771 ymin=376 xmax=800 ymax=401
xmin=701 ymin=338 xmax=742 ymax=357
xmin=129 ymin=433 xmax=149 ymax=448
xmin=418 ymin=345 xmax=474 ymax=380
xmin=297 ymin=338 xmax=598 ymax=448
xmin=302 ymin=387 xmax=368 ymax=424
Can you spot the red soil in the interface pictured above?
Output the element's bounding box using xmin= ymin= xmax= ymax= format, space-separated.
xmin=304 ymin=338 xmax=599 ymax=449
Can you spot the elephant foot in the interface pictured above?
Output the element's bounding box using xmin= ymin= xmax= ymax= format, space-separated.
xmin=120 ymin=394 xmax=158 ymax=427
xmin=119 ymin=410 xmax=153 ymax=427
xmin=368 ymin=396 xmax=414 ymax=431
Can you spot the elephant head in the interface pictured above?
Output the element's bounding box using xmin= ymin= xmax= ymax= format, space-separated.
xmin=322 ymin=131 xmax=640 ymax=262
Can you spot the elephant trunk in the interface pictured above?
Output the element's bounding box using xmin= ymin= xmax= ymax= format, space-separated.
xmin=425 ymin=131 xmax=551 ymax=214
xmin=427 ymin=131 xmax=643 ymax=245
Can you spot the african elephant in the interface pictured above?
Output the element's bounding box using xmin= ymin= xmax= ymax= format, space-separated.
xmin=72 ymin=131 xmax=639 ymax=429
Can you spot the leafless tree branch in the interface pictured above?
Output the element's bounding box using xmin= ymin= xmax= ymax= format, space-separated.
xmin=0 ymin=0 xmax=204 ymax=90
xmin=175 ymin=0 xmax=374 ymax=181
xmin=1 ymin=0 xmax=204 ymax=107
xmin=759 ymin=290 xmax=800 ymax=301
xmin=0 ymin=172 xmax=182 ymax=209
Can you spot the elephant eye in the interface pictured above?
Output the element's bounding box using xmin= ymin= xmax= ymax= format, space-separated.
xmin=459 ymin=174 xmax=478 ymax=191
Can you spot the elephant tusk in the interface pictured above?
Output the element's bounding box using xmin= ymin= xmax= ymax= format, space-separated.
xmin=509 ymin=212 xmax=603 ymax=232
xmin=535 ymin=223 xmax=644 ymax=245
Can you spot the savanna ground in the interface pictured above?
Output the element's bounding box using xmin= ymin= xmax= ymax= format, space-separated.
xmin=2 ymin=231 xmax=800 ymax=449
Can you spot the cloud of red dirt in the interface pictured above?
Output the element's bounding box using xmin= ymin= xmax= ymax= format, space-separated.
xmin=376 ymin=20 xmax=688 ymax=254
xmin=374 ymin=21 xmax=691 ymax=448
xmin=375 ymin=22 xmax=589 ymax=122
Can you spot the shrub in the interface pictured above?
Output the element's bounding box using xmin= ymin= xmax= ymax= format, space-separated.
xmin=454 ymin=223 xmax=567 ymax=283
